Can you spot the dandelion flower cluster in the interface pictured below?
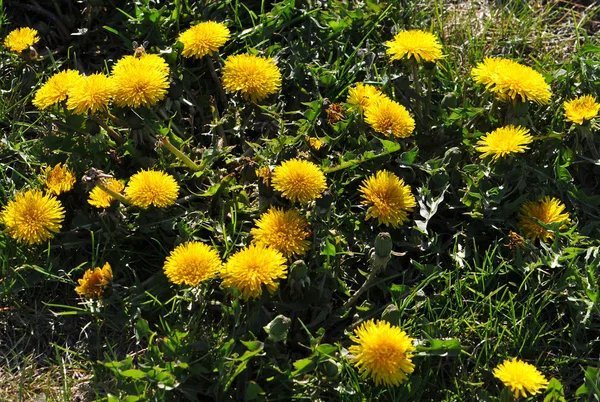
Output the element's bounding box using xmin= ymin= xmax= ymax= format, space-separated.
xmin=40 ymin=163 xmax=76 ymax=195
xmin=306 ymin=137 xmax=324 ymax=151
xmin=493 ymin=358 xmax=549 ymax=399
xmin=111 ymin=54 xmax=170 ymax=108
xmin=346 ymin=83 xmax=384 ymax=113
xmin=33 ymin=70 xmax=82 ymax=110
xmin=75 ymin=262 xmax=113 ymax=299
xmin=349 ymin=320 xmax=416 ymax=387
xmin=475 ymin=125 xmax=534 ymax=161
xmin=271 ymin=159 xmax=327 ymax=203
xmin=1 ymin=189 xmax=65 ymax=245
xmin=364 ymin=97 xmax=415 ymax=138
xmin=221 ymin=243 xmax=287 ymax=300
xmin=66 ymin=73 xmax=113 ymax=115
xmin=564 ymin=95 xmax=600 ymax=124
xmin=519 ymin=197 xmax=570 ymax=242
xmin=4 ymin=27 xmax=39 ymax=53
xmin=251 ymin=207 xmax=311 ymax=258
xmin=163 ymin=242 xmax=222 ymax=286
xmin=472 ymin=57 xmax=551 ymax=104
xmin=88 ymin=178 xmax=125 ymax=208
xmin=178 ymin=21 xmax=231 ymax=58
xmin=125 ymin=170 xmax=180 ymax=208
xmin=359 ymin=170 xmax=416 ymax=228
xmin=222 ymin=53 xmax=282 ymax=102
xmin=385 ymin=29 xmax=443 ymax=63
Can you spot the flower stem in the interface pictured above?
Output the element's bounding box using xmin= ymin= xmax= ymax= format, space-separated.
xmin=91 ymin=115 xmax=124 ymax=144
xmin=210 ymin=97 xmax=227 ymax=149
xmin=205 ymin=55 xmax=228 ymax=109
xmin=323 ymin=145 xmax=402 ymax=174
xmin=160 ymin=136 xmax=201 ymax=171
xmin=411 ymin=60 xmax=422 ymax=120
xmin=96 ymin=181 xmax=130 ymax=206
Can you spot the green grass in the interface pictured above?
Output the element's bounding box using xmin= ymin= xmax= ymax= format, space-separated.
xmin=1 ymin=0 xmax=600 ymax=400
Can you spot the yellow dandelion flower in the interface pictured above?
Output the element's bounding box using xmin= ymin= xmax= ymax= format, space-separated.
xmin=178 ymin=21 xmax=230 ymax=58
xmin=493 ymin=358 xmax=549 ymax=399
xmin=163 ymin=242 xmax=222 ymax=286
xmin=124 ymin=169 xmax=179 ymax=208
xmin=222 ymin=53 xmax=282 ymax=102
xmin=518 ymin=197 xmax=570 ymax=242
xmin=271 ymin=159 xmax=327 ymax=203
xmin=471 ymin=58 xmax=551 ymax=105
xmin=40 ymin=163 xmax=76 ymax=195
xmin=349 ymin=320 xmax=416 ymax=387
xmin=221 ymin=243 xmax=287 ymax=300
xmin=75 ymin=262 xmax=113 ymax=299
xmin=1 ymin=189 xmax=65 ymax=245
xmin=364 ymin=97 xmax=415 ymax=139
xmin=306 ymin=137 xmax=324 ymax=151
xmin=564 ymin=94 xmax=600 ymax=124
xmin=385 ymin=29 xmax=443 ymax=63
xmin=88 ymin=178 xmax=125 ymax=208
xmin=475 ymin=125 xmax=534 ymax=161
xmin=33 ymin=70 xmax=83 ymax=110
xmin=346 ymin=83 xmax=385 ymax=113
xmin=359 ymin=170 xmax=416 ymax=228
xmin=66 ymin=73 xmax=113 ymax=115
xmin=250 ymin=207 xmax=311 ymax=258
xmin=111 ymin=54 xmax=170 ymax=108
xmin=4 ymin=27 xmax=39 ymax=53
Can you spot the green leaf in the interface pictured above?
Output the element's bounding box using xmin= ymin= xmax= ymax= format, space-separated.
xmin=544 ymin=378 xmax=567 ymax=402
xmin=119 ymin=369 xmax=147 ymax=379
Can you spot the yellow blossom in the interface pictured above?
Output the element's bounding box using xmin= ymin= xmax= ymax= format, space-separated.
xmin=564 ymin=95 xmax=600 ymax=124
xmin=271 ymin=159 xmax=327 ymax=203
xmin=40 ymin=163 xmax=76 ymax=195
xmin=493 ymin=358 xmax=549 ymax=399
xmin=475 ymin=125 xmax=534 ymax=161
xmin=163 ymin=242 xmax=222 ymax=286
xmin=4 ymin=27 xmax=39 ymax=53
xmin=349 ymin=320 xmax=416 ymax=387
xmin=124 ymin=170 xmax=180 ymax=208
xmin=250 ymin=207 xmax=311 ymax=258
xmin=75 ymin=262 xmax=113 ymax=299
xmin=346 ymin=83 xmax=385 ymax=113
xmin=385 ymin=30 xmax=443 ymax=63
xmin=88 ymin=178 xmax=125 ymax=208
xmin=221 ymin=243 xmax=287 ymax=300
xmin=222 ymin=53 xmax=282 ymax=102
xmin=33 ymin=70 xmax=82 ymax=110
xmin=364 ymin=97 xmax=415 ymax=138
xmin=66 ymin=73 xmax=113 ymax=115
xmin=1 ymin=189 xmax=65 ymax=245
xmin=359 ymin=170 xmax=416 ymax=228
xmin=178 ymin=21 xmax=230 ymax=58
xmin=111 ymin=54 xmax=170 ymax=108
xmin=518 ymin=197 xmax=570 ymax=242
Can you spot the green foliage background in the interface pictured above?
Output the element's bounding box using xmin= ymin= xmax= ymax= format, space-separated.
xmin=1 ymin=0 xmax=600 ymax=400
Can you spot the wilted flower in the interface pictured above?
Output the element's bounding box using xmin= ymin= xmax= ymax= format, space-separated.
xmin=349 ymin=319 xmax=416 ymax=387
xmin=88 ymin=178 xmax=125 ymax=208
xmin=1 ymin=189 xmax=65 ymax=245
xmin=518 ymin=197 xmax=570 ymax=242
xmin=40 ymin=163 xmax=76 ymax=195
xmin=564 ymin=94 xmax=600 ymax=124
xmin=75 ymin=262 xmax=113 ymax=299
xmin=346 ymin=83 xmax=384 ymax=113
xmin=221 ymin=243 xmax=287 ymax=300
xmin=111 ymin=54 xmax=170 ymax=108
xmin=475 ymin=125 xmax=534 ymax=161
xmin=125 ymin=170 xmax=180 ymax=208
xmin=222 ymin=53 xmax=282 ymax=102
xmin=66 ymin=73 xmax=113 ymax=115
xmin=271 ymin=159 xmax=327 ymax=203
xmin=385 ymin=30 xmax=443 ymax=63
xmin=251 ymin=207 xmax=311 ymax=258
xmin=364 ymin=97 xmax=415 ymax=138
xmin=359 ymin=170 xmax=416 ymax=228
xmin=178 ymin=21 xmax=230 ymax=58
xmin=163 ymin=242 xmax=222 ymax=286
xmin=471 ymin=58 xmax=551 ymax=104
xmin=33 ymin=70 xmax=82 ymax=110
xmin=4 ymin=27 xmax=39 ymax=52
xmin=493 ymin=358 xmax=549 ymax=399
